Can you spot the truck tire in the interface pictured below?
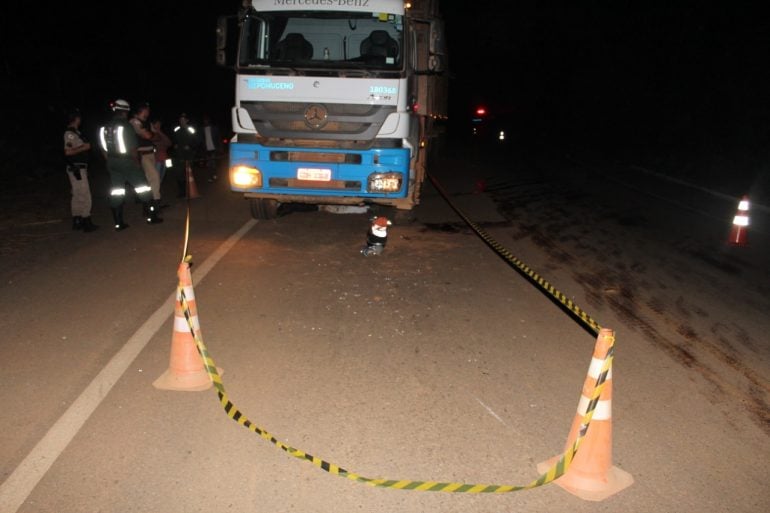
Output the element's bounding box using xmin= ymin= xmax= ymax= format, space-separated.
xmin=391 ymin=208 xmax=416 ymax=224
xmin=249 ymin=198 xmax=280 ymax=220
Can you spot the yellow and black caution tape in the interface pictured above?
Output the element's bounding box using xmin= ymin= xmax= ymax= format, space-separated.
xmin=178 ymin=288 xmax=614 ymax=493
xmin=427 ymin=173 xmax=602 ymax=336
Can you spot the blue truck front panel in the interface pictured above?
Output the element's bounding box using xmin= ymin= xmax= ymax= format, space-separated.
xmin=230 ymin=142 xmax=410 ymax=199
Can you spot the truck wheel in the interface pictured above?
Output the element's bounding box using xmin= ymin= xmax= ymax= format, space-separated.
xmin=249 ymin=198 xmax=280 ymax=220
xmin=392 ymin=208 xmax=416 ymax=224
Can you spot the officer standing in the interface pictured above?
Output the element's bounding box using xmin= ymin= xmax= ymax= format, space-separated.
xmin=63 ymin=109 xmax=98 ymax=232
xmin=171 ymin=113 xmax=200 ymax=198
xmin=98 ymin=99 xmax=163 ymax=230
xmin=201 ymin=114 xmax=223 ymax=183
xmin=130 ymin=102 xmax=163 ymax=209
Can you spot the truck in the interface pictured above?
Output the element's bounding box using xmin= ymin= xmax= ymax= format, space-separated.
xmin=216 ymin=0 xmax=448 ymax=220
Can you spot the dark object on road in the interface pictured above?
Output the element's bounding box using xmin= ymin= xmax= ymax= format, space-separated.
xmin=361 ymin=216 xmax=391 ymax=256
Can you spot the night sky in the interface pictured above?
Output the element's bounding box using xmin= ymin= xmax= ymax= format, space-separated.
xmin=1 ymin=2 xmax=234 ymax=134
xmin=447 ymin=3 xmax=770 ymax=157
xmin=2 ymin=2 xmax=769 ymax=173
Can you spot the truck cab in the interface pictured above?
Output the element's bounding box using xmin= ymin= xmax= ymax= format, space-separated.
xmin=217 ymin=0 xmax=447 ymax=219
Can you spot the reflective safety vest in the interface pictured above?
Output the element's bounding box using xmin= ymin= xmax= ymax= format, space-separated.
xmin=172 ymin=125 xmax=198 ymax=160
xmin=99 ymin=118 xmax=136 ymax=157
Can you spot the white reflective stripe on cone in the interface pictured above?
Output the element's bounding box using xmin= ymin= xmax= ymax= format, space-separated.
xmin=177 ymin=285 xmax=195 ymax=300
xmin=588 ymin=356 xmax=613 ymax=380
xmin=577 ymin=396 xmax=612 ymax=421
xmin=174 ymin=315 xmax=200 ymax=332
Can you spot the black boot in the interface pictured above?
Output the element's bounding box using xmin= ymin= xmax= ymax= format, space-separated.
xmin=72 ymin=216 xmax=83 ymax=230
xmin=81 ymin=216 xmax=99 ymax=232
xmin=111 ymin=206 xmax=129 ymax=231
xmin=144 ymin=201 xmax=164 ymax=224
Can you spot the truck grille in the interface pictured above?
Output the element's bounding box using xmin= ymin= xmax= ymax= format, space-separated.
xmin=268 ymin=178 xmax=361 ymax=191
xmin=241 ymin=101 xmax=395 ymax=142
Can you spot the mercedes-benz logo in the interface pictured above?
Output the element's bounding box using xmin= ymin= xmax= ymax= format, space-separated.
xmin=304 ymin=104 xmax=328 ymax=129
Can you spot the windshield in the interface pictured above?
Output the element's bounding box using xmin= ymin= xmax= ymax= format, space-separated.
xmin=238 ymin=10 xmax=403 ymax=70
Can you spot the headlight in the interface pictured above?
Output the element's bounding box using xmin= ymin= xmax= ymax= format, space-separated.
xmin=231 ymin=165 xmax=262 ymax=188
xmin=368 ymin=172 xmax=402 ymax=193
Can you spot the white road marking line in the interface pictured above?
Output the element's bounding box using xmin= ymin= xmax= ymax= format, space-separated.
xmin=474 ymin=397 xmax=506 ymax=425
xmin=0 ymin=219 xmax=257 ymax=513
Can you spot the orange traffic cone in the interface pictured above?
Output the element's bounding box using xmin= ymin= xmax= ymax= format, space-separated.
xmin=153 ymin=261 xmax=220 ymax=391
xmin=186 ymin=162 xmax=201 ymax=199
xmin=537 ymin=328 xmax=633 ymax=501
xmin=728 ymin=195 xmax=749 ymax=246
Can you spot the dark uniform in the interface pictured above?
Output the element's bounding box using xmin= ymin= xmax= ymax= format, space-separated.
xmin=171 ymin=113 xmax=200 ymax=198
xmin=99 ymin=99 xmax=163 ymax=230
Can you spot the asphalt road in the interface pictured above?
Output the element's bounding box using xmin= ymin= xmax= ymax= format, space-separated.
xmin=0 ymin=141 xmax=768 ymax=512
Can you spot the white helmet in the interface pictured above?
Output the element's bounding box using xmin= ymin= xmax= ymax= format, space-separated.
xmin=112 ymin=99 xmax=130 ymax=112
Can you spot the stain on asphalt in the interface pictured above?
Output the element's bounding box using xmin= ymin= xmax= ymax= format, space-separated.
xmin=572 ymin=267 xmax=770 ymax=434
xmin=689 ymin=248 xmax=742 ymax=275
xmin=458 ymin=162 xmax=770 ymax=435
xmin=421 ymin=222 xmax=463 ymax=233
xmin=646 ymin=296 xmax=666 ymax=315
xmin=674 ymin=296 xmax=692 ymax=318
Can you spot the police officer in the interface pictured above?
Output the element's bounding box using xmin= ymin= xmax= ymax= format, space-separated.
xmin=63 ymin=109 xmax=98 ymax=232
xmin=171 ymin=112 xmax=200 ymax=198
xmin=98 ymin=99 xmax=163 ymax=230
xmin=130 ymin=102 xmax=163 ymax=208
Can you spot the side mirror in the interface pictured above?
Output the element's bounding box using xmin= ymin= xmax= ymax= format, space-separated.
xmin=216 ymin=16 xmax=228 ymax=50
xmin=428 ymin=54 xmax=445 ymax=73
xmin=428 ymin=20 xmax=446 ymax=72
xmin=216 ymin=16 xmax=238 ymax=67
xmin=429 ymin=20 xmax=446 ymax=56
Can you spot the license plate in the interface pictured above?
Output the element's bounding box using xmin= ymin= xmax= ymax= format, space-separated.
xmin=297 ymin=167 xmax=331 ymax=181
